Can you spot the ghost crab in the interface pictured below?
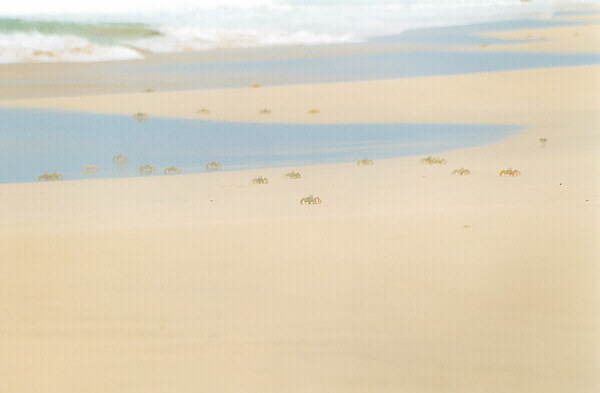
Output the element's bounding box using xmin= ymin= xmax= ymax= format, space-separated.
xmin=421 ymin=156 xmax=447 ymax=165
xmin=356 ymin=159 xmax=374 ymax=166
xmin=164 ymin=166 xmax=182 ymax=175
xmin=133 ymin=112 xmax=148 ymax=123
xmin=308 ymin=108 xmax=320 ymax=114
xmin=37 ymin=172 xmax=63 ymax=182
xmin=112 ymin=154 xmax=129 ymax=167
xmin=499 ymin=168 xmax=521 ymax=177
xmin=139 ymin=164 xmax=156 ymax=175
xmin=452 ymin=168 xmax=471 ymax=176
xmin=81 ymin=164 xmax=98 ymax=175
xmin=284 ymin=171 xmax=301 ymax=179
xmin=300 ymin=194 xmax=322 ymax=205
xmin=197 ymin=108 xmax=210 ymax=114
xmin=252 ymin=176 xmax=269 ymax=184
xmin=206 ymin=161 xmax=222 ymax=171
xmin=260 ymin=108 xmax=271 ymax=115
xmin=539 ymin=138 xmax=547 ymax=147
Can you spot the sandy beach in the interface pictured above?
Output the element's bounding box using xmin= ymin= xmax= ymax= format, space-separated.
xmin=1 ymin=16 xmax=599 ymax=393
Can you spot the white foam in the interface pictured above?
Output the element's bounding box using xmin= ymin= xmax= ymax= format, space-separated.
xmin=130 ymin=27 xmax=359 ymax=53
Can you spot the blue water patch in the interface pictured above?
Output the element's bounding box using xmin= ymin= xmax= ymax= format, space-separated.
xmin=130 ymin=50 xmax=599 ymax=88
xmin=0 ymin=108 xmax=521 ymax=184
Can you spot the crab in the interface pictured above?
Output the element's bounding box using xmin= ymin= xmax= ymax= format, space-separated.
xmin=300 ymin=194 xmax=322 ymax=205
xmin=133 ymin=112 xmax=148 ymax=123
xmin=499 ymin=168 xmax=521 ymax=177
xmin=539 ymin=138 xmax=547 ymax=147
xmin=197 ymin=108 xmax=210 ymax=114
xmin=37 ymin=172 xmax=63 ymax=182
xmin=139 ymin=164 xmax=156 ymax=175
xmin=251 ymin=84 xmax=260 ymax=88
xmin=308 ymin=108 xmax=320 ymax=114
xmin=452 ymin=168 xmax=471 ymax=176
xmin=81 ymin=164 xmax=98 ymax=175
xmin=252 ymin=176 xmax=269 ymax=184
xmin=284 ymin=171 xmax=301 ymax=179
xmin=112 ymin=154 xmax=129 ymax=167
xmin=260 ymin=108 xmax=271 ymax=115
xmin=206 ymin=161 xmax=222 ymax=171
xmin=143 ymin=89 xmax=154 ymax=93
xmin=356 ymin=159 xmax=374 ymax=166
xmin=164 ymin=166 xmax=182 ymax=175
xmin=421 ymin=156 xmax=447 ymax=165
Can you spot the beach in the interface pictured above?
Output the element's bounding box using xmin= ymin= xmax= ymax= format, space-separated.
xmin=1 ymin=11 xmax=599 ymax=393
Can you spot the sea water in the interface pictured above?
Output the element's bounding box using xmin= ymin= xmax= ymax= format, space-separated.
xmin=0 ymin=108 xmax=521 ymax=184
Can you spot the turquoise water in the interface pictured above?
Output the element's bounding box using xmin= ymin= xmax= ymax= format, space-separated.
xmin=0 ymin=108 xmax=521 ymax=184
xmin=0 ymin=18 xmax=161 ymax=42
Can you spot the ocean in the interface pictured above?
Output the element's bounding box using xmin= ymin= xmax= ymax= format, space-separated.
xmin=0 ymin=0 xmax=595 ymax=63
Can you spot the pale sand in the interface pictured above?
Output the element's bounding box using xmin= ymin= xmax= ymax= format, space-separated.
xmin=4 ymin=66 xmax=598 ymax=125
xmin=1 ymin=29 xmax=599 ymax=393
xmin=478 ymin=24 xmax=600 ymax=53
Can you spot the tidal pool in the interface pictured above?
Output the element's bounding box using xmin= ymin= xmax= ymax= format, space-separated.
xmin=0 ymin=108 xmax=521 ymax=184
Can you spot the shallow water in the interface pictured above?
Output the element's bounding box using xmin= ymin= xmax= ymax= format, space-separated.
xmin=158 ymin=50 xmax=599 ymax=86
xmin=0 ymin=108 xmax=521 ymax=184
xmin=68 ymin=47 xmax=599 ymax=94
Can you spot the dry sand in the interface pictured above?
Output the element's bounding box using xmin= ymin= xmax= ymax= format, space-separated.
xmin=1 ymin=23 xmax=599 ymax=393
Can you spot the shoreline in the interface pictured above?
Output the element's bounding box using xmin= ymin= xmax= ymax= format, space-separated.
xmin=0 ymin=16 xmax=598 ymax=99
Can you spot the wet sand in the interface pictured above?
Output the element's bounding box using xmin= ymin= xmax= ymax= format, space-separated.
xmin=479 ymin=23 xmax=600 ymax=53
